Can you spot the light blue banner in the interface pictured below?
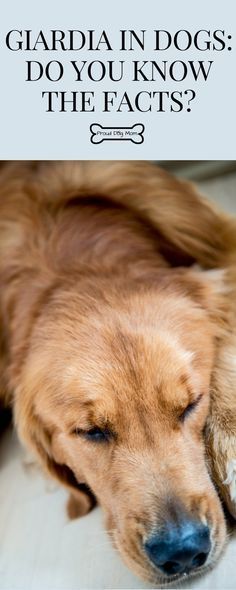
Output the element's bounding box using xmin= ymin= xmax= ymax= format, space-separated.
xmin=0 ymin=0 xmax=235 ymax=159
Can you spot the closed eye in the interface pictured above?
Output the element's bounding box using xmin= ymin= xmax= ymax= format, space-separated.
xmin=179 ymin=394 xmax=202 ymax=422
xmin=73 ymin=426 xmax=113 ymax=443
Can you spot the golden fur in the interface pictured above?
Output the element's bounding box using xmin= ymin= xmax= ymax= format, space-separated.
xmin=0 ymin=161 xmax=235 ymax=585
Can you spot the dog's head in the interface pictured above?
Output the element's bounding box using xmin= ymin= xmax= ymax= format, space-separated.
xmin=13 ymin=269 xmax=226 ymax=585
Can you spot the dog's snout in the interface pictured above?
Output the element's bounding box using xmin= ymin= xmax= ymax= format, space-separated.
xmin=144 ymin=521 xmax=211 ymax=576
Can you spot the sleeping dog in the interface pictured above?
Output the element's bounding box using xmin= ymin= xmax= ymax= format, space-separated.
xmin=0 ymin=161 xmax=235 ymax=585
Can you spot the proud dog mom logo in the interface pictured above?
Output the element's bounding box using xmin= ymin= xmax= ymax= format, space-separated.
xmin=90 ymin=123 xmax=145 ymax=144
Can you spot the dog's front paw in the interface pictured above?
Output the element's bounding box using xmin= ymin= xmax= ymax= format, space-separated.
xmin=206 ymin=422 xmax=236 ymax=519
xmin=224 ymin=459 xmax=236 ymax=517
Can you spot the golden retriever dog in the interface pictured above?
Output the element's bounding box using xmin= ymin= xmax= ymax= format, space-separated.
xmin=0 ymin=161 xmax=235 ymax=586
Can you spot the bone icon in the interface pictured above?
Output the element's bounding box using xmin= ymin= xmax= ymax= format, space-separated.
xmin=90 ymin=123 xmax=145 ymax=144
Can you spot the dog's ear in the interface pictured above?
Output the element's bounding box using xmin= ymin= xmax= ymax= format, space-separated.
xmin=15 ymin=403 xmax=96 ymax=518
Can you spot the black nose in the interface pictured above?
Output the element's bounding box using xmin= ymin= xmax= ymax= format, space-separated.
xmin=144 ymin=522 xmax=211 ymax=576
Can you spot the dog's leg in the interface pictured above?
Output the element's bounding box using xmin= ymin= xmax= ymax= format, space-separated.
xmin=224 ymin=460 xmax=236 ymax=505
xmin=206 ymin=332 xmax=236 ymax=519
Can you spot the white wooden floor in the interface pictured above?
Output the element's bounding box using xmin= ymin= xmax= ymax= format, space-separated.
xmin=0 ymin=172 xmax=236 ymax=590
